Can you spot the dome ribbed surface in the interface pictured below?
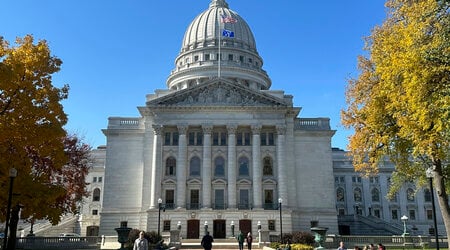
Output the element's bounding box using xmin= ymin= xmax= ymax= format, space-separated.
xmin=166 ymin=0 xmax=271 ymax=91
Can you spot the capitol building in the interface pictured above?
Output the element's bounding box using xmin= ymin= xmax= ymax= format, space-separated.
xmin=74 ymin=0 xmax=444 ymax=239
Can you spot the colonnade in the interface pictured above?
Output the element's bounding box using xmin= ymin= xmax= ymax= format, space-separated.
xmin=149 ymin=124 xmax=288 ymax=209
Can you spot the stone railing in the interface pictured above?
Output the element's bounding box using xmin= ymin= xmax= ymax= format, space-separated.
xmin=295 ymin=118 xmax=331 ymax=131
xmin=12 ymin=236 xmax=100 ymax=249
xmin=107 ymin=117 xmax=142 ymax=129
xmin=324 ymin=235 xmax=448 ymax=249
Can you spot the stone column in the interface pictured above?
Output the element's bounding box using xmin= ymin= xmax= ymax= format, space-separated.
xmin=276 ymin=125 xmax=288 ymax=207
xmin=251 ymin=124 xmax=262 ymax=209
xmin=227 ymin=125 xmax=237 ymax=209
xmin=176 ymin=125 xmax=188 ymax=209
xmin=150 ymin=124 xmax=163 ymax=209
xmin=202 ymin=125 xmax=213 ymax=209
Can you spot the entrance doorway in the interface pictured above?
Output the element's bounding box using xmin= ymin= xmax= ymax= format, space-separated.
xmin=86 ymin=226 xmax=99 ymax=236
xmin=213 ymin=220 xmax=226 ymax=239
xmin=239 ymin=219 xmax=252 ymax=235
xmin=187 ymin=219 xmax=200 ymax=239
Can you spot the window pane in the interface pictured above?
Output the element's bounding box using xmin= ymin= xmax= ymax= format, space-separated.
xmin=238 ymin=157 xmax=249 ymax=176
xmin=190 ymin=157 xmax=201 ymax=176
xmin=215 ymin=157 xmax=225 ymax=176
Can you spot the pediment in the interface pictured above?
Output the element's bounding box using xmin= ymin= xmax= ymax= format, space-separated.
xmin=146 ymin=79 xmax=287 ymax=108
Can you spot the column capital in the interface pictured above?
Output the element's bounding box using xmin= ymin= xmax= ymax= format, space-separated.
xmin=152 ymin=124 xmax=163 ymax=135
xmin=276 ymin=125 xmax=286 ymax=135
xmin=177 ymin=125 xmax=188 ymax=135
xmin=202 ymin=124 xmax=214 ymax=135
xmin=227 ymin=124 xmax=238 ymax=134
xmin=251 ymin=124 xmax=262 ymax=134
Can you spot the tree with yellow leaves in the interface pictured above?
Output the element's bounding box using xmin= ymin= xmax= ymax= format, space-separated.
xmin=342 ymin=0 xmax=450 ymax=242
xmin=0 ymin=35 xmax=90 ymax=248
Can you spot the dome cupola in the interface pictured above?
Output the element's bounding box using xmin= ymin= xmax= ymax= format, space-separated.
xmin=166 ymin=0 xmax=271 ymax=91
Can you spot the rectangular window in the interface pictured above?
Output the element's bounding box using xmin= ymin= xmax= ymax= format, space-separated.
xmin=166 ymin=190 xmax=175 ymax=209
xmin=409 ymin=210 xmax=416 ymax=220
xmin=340 ymin=177 xmax=345 ymax=183
xmin=261 ymin=133 xmax=267 ymax=145
xmin=228 ymin=54 xmax=233 ymax=61
xmin=374 ymin=209 xmax=381 ymax=218
xmin=264 ymin=190 xmax=273 ymax=209
xmin=391 ymin=209 xmax=398 ymax=220
xmin=190 ymin=190 xmax=200 ymax=209
xmin=268 ymin=220 xmax=275 ymax=231
xmin=213 ymin=132 xmax=219 ymax=146
xmin=205 ymin=54 xmax=210 ymax=61
xmin=220 ymin=132 xmax=227 ymax=145
xmin=92 ymin=209 xmax=98 ymax=215
xmin=173 ymin=132 xmax=179 ymax=145
xmin=163 ymin=220 xmax=171 ymax=231
xmin=426 ymin=210 xmax=433 ymax=220
xmin=268 ymin=133 xmax=274 ymax=145
xmin=93 ymin=177 xmax=97 ymax=183
xmin=236 ymin=132 xmax=243 ymax=146
xmin=244 ymin=132 xmax=251 ymax=145
xmin=338 ymin=209 xmax=345 ymax=216
xmin=239 ymin=55 xmax=244 ymax=62
xmin=214 ymin=189 xmax=225 ymax=209
xmin=196 ymin=132 xmax=203 ymax=145
xmin=188 ymin=132 xmax=195 ymax=145
xmin=239 ymin=189 xmax=249 ymax=209
xmin=194 ymin=55 xmax=199 ymax=61
xmin=165 ymin=132 xmax=171 ymax=146
xmin=248 ymin=58 xmax=253 ymax=63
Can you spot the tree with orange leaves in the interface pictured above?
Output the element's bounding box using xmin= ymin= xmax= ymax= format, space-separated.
xmin=0 ymin=35 xmax=90 ymax=248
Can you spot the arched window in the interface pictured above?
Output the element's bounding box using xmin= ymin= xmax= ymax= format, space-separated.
xmin=238 ymin=157 xmax=249 ymax=176
xmin=336 ymin=187 xmax=345 ymax=202
xmin=93 ymin=188 xmax=101 ymax=202
xmin=407 ymin=188 xmax=415 ymax=202
xmin=263 ymin=157 xmax=273 ymax=176
xmin=165 ymin=157 xmax=176 ymax=176
xmin=424 ymin=188 xmax=432 ymax=202
xmin=371 ymin=188 xmax=380 ymax=202
xmin=190 ymin=156 xmax=201 ymax=176
xmin=214 ymin=157 xmax=225 ymax=177
xmin=354 ymin=187 xmax=362 ymax=202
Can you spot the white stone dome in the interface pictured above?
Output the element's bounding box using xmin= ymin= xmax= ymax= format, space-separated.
xmin=166 ymin=0 xmax=271 ymax=91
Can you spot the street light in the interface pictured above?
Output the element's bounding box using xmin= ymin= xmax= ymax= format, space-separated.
xmin=278 ymin=198 xmax=283 ymax=243
xmin=257 ymin=221 xmax=262 ymax=245
xmin=158 ymin=198 xmax=165 ymax=237
xmin=204 ymin=221 xmax=208 ymax=235
xmin=177 ymin=221 xmax=182 ymax=231
xmin=426 ymin=167 xmax=440 ymax=250
xmin=231 ymin=221 xmax=235 ymax=237
xmin=401 ymin=215 xmax=409 ymax=236
xmin=3 ymin=168 xmax=17 ymax=250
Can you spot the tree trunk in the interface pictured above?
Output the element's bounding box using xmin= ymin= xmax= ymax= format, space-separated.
xmin=6 ymin=204 xmax=20 ymax=250
xmin=434 ymin=160 xmax=450 ymax=250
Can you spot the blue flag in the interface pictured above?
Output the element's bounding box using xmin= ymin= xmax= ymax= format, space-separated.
xmin=222 ymin=29 xmax=235 ymax=38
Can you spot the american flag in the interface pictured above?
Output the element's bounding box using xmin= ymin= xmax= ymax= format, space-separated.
xmin=221 ymin=15 xmax=237 ymax=23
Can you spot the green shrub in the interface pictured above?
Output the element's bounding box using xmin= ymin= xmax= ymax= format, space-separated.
xmin=291 ymin=231 xmax=315 ymax=245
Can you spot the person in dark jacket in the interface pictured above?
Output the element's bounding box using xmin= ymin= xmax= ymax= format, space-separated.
xmin=201 ymin=231 xmax=214 ymax=250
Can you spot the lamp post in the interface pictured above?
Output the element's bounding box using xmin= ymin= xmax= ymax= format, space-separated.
xmin=257 ymin=221 xmax=261 ymax=245
xmin=204 ymin=221 xmax=208 ymax=235
xmin=426 ymin=167 xmax=440 ymax=250
xmin=177 ymin=221 xmax=182 ymax=231
xmin=3 ymin=168 xmax=17 ymax=250
xmin=278 ymin=198 xmax=283 ymax=243
xmin=401 ymin=215 xmax=409 ymax=237
xmin=158 ymin=198 xmax=165 ymax=237
xmin=231 ymin=221 xmax=235 ymax=237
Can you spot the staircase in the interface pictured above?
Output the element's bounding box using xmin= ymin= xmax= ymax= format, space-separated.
xmin=338 ymin=215 xmax=403 ymax=235
xmin=180 ymin=238 xmax=262 ymax=249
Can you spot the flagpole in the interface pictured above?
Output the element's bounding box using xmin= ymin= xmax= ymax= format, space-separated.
xmin=218 ymin=11 xmax=221 ymax=78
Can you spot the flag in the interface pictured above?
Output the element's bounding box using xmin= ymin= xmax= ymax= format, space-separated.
xmin=221 ymin=15 xmax=237 ymax=23
xmin=222 ymin=29 xmax=235 ymax=38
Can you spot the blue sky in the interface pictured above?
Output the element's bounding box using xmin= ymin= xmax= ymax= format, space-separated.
xmin=2 ymin=0 xmax=386 ymax=150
